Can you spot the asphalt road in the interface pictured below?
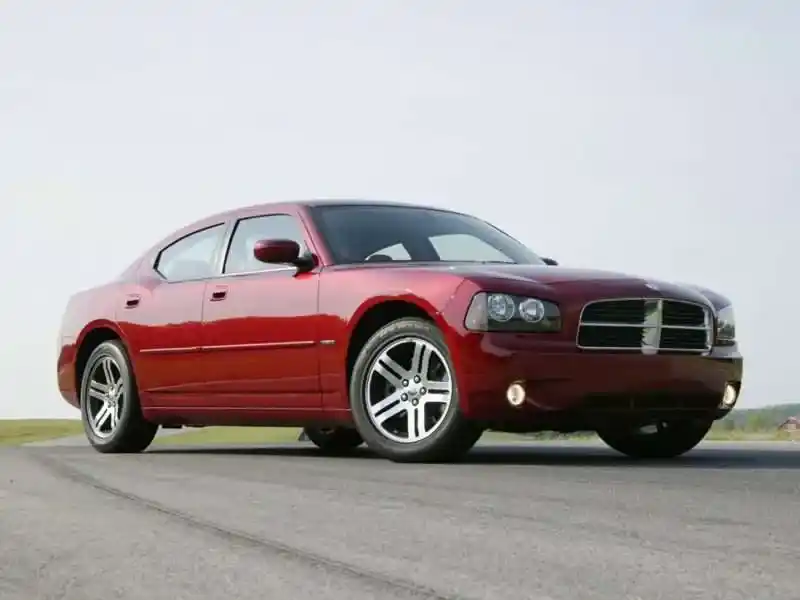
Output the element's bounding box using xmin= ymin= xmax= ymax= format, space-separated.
xmin=2 ymin=438 xmax=799 ymax=600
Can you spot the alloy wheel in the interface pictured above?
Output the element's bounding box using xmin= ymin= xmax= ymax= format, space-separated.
xmin=364 ymin=336 xmax=453 ymax=444
xmin=86 ymin=356 xmax=125 ymax=439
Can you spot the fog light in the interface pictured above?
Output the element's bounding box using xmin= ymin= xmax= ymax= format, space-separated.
xmin=720 ymin=383 xmax=738 ymax=408
xmin=506 ymin=382 xmax=527 ymax=407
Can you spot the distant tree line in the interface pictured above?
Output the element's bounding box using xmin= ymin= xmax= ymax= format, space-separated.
xmin=511 ymin=403 xmax=800 ymax=439
xmin=715 ymin=403 xmax=799 ymax=431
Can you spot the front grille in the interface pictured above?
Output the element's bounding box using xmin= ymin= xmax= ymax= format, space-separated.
xmin=581 ymin=299 xmax=644 ymax=324
xmin=578 ymin=326 xmax=642 ymax=349
xmin=659 ymin=328 xmax=708 ymax=349
xmin=577 ymin=298 xmax=711 ymax=354
xmin=662 ymin=300 xmax=706 ymax=327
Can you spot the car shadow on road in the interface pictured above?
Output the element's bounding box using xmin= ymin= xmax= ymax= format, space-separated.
xmin=146 ymin=442 xmax=800 ymax=470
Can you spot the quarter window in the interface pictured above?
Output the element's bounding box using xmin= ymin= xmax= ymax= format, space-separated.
xmin=155 ymin=224 xmax=225 ymax=281
xmin=224 ymin=214 xmax=308 ymax=274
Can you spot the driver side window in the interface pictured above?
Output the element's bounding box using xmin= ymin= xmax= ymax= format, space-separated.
xmin=223 ymin=214 xmax=308 ymax=275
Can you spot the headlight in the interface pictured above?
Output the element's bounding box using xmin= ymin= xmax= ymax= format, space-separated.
xmin=464 ymin=292 xmax=561 ymax=332
xmin=715 ymin=305 xmax=736 ymax=345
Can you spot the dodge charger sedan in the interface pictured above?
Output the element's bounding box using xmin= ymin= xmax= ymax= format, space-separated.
xmin=56 ymin=200 xmax=743 ymax=462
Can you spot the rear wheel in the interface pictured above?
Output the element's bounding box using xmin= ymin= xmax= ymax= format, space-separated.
xmin=302 ymin=426 xmax=363 ymax=453
xmin=349 ymin=317 xmax=482 ymax=463
xmin=596 ymin=417 xmax=713 ymax=459
xmin=79 ymin=340 xmax=158 ymax=453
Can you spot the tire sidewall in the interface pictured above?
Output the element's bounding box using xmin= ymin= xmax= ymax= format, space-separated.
xmin=349 ymin=317 xmax=469 ymax=460
xmin=79 ymin=340 xmax=136 ymax=449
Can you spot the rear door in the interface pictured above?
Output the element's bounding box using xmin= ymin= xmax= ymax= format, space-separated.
xmin=198 ymin=212 xmax=322 ymax=408
xmin=119 ymin=222 xmax=228 ymax=402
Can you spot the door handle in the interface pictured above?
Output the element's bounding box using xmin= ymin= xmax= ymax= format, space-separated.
xmin=124 ymin=294 xmax=141 ymax=308
xmin=210 ymin=286 xmax=228 ymax=301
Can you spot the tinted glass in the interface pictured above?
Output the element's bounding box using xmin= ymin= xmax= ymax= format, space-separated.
xmin=309 ymin=204 xmax=544 ymax=265
xmin=156 ymin=224 xmax=225 ymax=281
xmin=224 ymin=214 xmax=308 ymax=274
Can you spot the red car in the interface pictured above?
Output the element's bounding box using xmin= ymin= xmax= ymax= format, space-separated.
xmin=56 ymin=200 xmax=743 ymax=462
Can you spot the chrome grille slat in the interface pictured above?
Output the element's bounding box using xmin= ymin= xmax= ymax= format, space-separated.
xmin=576 ymin=297 xmax=712 ymax=355
xmin=581 ymin=322 xmax=707 ymax=330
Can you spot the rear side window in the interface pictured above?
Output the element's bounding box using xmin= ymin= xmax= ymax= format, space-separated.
xmin=155 ymin=224 xmax=226 ymax=281
xmin=223 ymin=214 xmax=308 ymax=274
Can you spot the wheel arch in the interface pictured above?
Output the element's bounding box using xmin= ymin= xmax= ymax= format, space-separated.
xmin=345 ymin=296 xmax=441 ymax=389
xmin=74 ymin=321 xmax=129 ymax=403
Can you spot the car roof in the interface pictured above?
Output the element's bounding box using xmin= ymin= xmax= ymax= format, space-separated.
xmin=152 ymin=199 xmax=470 ymax=257
xmin=304 ymin=198 xmax=429 ymax=208
xmin=137 ymin=198 xmax=481 ymax=272
xmin=250 ymin=197 xmax=449 ymax=211
xmin=201 ymin=198 xmax=466 ymax=223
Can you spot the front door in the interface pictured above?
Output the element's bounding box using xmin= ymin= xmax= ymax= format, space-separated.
xmin=199 ymin=212 xmax=321 ymax=409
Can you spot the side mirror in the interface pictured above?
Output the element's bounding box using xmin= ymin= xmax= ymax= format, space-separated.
xmin=253 ymin=239 xmax=301 ymax=265
xmin=542 ymin=257 xmax=558 ymax=266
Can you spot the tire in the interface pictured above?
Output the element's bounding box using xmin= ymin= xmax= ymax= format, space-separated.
xmin=349 ymin=317 xmax=483 ymax=463
xmin=79 ymin=339 xmax=158 ymax=453
xmin=302 ymin=426 xmax=363 ymax=453
xmin=596 ymin=417 xmax=713 ymax=459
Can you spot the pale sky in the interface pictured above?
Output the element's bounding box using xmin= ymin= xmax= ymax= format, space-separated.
xmin=1 ymin=1 xmax=797 ymax=419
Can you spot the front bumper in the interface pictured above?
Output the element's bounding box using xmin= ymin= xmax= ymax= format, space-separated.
xmin=453 ymin=333 xmax=743 ymax=427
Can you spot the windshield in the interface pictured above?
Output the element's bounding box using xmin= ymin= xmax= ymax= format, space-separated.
xmin=308 ymin=204 xmax=545 ymax=265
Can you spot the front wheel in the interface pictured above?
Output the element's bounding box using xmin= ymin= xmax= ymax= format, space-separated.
xmin=349 ymin=317 xmax=483 ymax=463
xmin=596 ymin=417 xmax=714 ymax=459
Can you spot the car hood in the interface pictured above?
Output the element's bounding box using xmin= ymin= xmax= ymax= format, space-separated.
xmin=434 ymin=264 xmax=646 ymax=285
xmin=404 ymin=263 xmax=718 ymax=307
xmin=333 ymin=262 xmax=725 ymax=308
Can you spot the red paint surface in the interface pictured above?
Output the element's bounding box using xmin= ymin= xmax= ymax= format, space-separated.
xmin=57 ymin=201 xmax=743 ymax=430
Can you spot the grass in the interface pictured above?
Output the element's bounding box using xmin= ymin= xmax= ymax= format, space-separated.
xmin=153 ymin=428 xmax=542 ymax=446
xmin=0 ymin=420 xmax=795 ymax=448
xmin=152 ymin=428 xmax=583 ymax=446
xmin=153 ymin=426 xmax=305 ymax=446
xmin=707 ymin=428 xmax=795 ymax=442
xmin=154 ymin=428 xmax=548 ymax=446
xmin=0 ymin=419 xmax=84 ymax=446
xmin=146 ymin=428 xmax=800 ymax=446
